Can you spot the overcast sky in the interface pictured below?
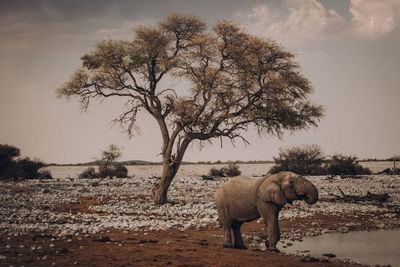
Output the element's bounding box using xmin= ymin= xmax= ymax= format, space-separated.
xmin=1 ymin=0 xmax=399 ymax=164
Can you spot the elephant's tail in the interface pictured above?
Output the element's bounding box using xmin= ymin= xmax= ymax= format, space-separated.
xmin=216 ymin=205 xmax=231 ymax=227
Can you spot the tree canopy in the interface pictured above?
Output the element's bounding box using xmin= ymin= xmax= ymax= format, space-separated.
xmin=57 ymin=14 xmax=324 ymax=203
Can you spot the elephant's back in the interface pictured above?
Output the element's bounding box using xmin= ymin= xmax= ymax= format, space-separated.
xmin=216 ymin=176 xmax=265 ymax=205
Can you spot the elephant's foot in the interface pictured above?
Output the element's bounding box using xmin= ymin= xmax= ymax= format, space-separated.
xmin=223 ymin=242 xmax=234 ymax=248
xmin=267 ymin=247 xmax=280 ymax=253
xmin=234 ymin=244 xmax=247 ymax=250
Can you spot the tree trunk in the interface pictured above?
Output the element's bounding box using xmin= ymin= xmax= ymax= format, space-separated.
xmin=151 ymin=135 xmax=191 ymax=204
xmin=152 ymin=162 xmax=180 ymax=204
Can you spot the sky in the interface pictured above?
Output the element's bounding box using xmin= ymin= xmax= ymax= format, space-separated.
xmin=0 ymin=0 xmax=399 ymax=164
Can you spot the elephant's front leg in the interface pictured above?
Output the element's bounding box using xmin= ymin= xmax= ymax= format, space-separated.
xmin=257 ymin=200 xmax=281 ymax=252
xmin=266 ymin=215 xmax=280 ymax=252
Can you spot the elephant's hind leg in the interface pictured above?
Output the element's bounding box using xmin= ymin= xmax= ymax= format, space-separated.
xmin=218 ymin=207 xmax=234 ymax=248
xmin=232 ymin=220 xmax=246 ymax=249
xmin=222 ymin=226 xmax=234 ymax=248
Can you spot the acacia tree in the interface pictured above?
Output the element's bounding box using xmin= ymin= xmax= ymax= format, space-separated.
xmin=98 ymin=144 xmax=123 ymax=178
xmin=57 ymin=14 xmax=324 ymax=204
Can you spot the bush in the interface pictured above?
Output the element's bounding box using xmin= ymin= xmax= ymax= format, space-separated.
xmin=79 ymin=167 xmax=99 ymax=179
xmin=15 ymin=158 xmax=46 ymax=179
xmin=378 ymin=168 xmax=400 ymax=175
xmin=37 ymin=169 xmax=53 ymax=179
xmin=79 ymin=164 xmax=128 ymax=179
xmin=98 ymin=165 xmax=112 ymax=178
xmin=113 ymin=163 xmax=128 ymax=178
xmin=0 ymin=144 xmax=50 ymax=180
xmin=209 ymin=162 xmax=241 ymax=177
xmin=326 ymin=154 xmax=371 ymax=175
xmin=209 ymin=167 xmax=224 ymax=177
xmin=269 ymin=145 xmax=326 ymax=175
xmin=269 ymin=145 xmax=372 ymax=176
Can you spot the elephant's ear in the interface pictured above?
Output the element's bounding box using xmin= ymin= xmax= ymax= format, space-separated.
xmin=257 ymin=180 xmax=287 ymax=206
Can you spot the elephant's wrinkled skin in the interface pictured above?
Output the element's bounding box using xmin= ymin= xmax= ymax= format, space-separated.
xmin=215 ymin=171 xmax=318 ymax=251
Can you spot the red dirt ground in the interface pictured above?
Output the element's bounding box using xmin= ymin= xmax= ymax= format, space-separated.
xmin=0 ymin=217 xmax=371 ymax=267
xmin=1 ymin=195 xmax=382 ymax=266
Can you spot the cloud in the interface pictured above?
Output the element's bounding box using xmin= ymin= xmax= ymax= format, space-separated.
xmin=239 ymin=0 xmax=347 ymax=45
xmin=350 ymin=0 xmax=400 ymax=38
xmin=238 ymin=0 xmax=400 ymax=46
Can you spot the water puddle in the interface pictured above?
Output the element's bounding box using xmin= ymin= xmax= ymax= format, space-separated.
xmin=279 ymin=229 xmax=400 ymax=267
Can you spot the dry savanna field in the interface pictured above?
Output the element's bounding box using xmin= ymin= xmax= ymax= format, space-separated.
xmin=0 ymin=162 xmax=399 ymax=266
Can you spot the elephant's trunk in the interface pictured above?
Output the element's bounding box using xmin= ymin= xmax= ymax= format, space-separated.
xmin=294 ymin=177 xmax=318 ymax=204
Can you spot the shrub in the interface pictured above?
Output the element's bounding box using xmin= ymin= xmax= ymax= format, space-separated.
xmin=37 ymin=169 xmax=53 ymax=179
xmin=326 ymin=154 xmax=371 ymax=175
xmin=209 ymin=162 xmax=241 ymax=177
xmin=378 ymin=168 xmax=400 ymax=175
xmin=79 ymin=164 xmax=128 ymax=179
xmin=0 ymin=144 xmax=50 ymax=180
xmin=113 ymin=163 xmax=128 ymax=178
xmin=270 ymin=145 xmax=372 ymax=176
xmin=15 ymin=158 xmax=46 ymax=179
xmin=98 ymin=165 xmax=112 ymax=178
xmin=222 ymin=162 xmax=241 ymax=177
xmin=209 ymin=167 xmax=224 ymax=177
xmin=269 ymin=145 xmax=326 ymax=175
xmin=79 ymin=167 xmax=99 ymax=179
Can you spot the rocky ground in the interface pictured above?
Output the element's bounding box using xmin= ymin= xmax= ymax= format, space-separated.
xmin=0 ymin=165 xmax=399 ymax=266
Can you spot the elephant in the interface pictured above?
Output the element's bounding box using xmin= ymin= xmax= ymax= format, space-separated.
xmin=215 ymin=171 xmax=318 ymax=252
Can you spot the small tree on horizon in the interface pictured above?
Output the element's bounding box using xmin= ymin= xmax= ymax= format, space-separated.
xmin=390 ymin=154 xmax=400 ymax=172
xmin=57 ymin=14 xmax=324 ymax=204
xmin=99 ymin=144 xmax=122 ymax=178
xmin=79 ymin=144 xmax=127 ymax=178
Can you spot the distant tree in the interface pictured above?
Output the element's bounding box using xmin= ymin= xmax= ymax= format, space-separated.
xmin=269 ymin=145 xmax=326 ymax=175
xmin=57 ymin=14 xmax=324 ymax=204
xmin=98 ymin=144 xmax=123 ymax=178
xmin=0 ymin=144 xmax=20 ymax=161
xmin=390 ymin=154 xmax=400 ymax=172
xmin=79 ymin=144 xmax=127 ymax=179
xmin=0 ymin=144 xmax=20 ymax=179
xmin=0 ymin=144 xmax=49 ymax=180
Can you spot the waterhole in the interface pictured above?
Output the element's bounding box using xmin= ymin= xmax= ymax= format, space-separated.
xmin=279 ymin=229 xmax=400 ymax=267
